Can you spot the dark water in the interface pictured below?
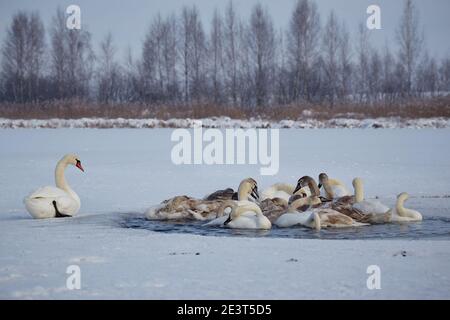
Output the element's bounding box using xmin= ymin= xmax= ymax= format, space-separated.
xmin=117 ymin=214 xmax=450 ymax=240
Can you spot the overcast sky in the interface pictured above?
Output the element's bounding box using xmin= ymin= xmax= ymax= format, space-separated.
xmin=1 ymin=0 xmax=449 ymax=60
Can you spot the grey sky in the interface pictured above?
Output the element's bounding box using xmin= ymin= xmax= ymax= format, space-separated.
xmin=1 ymin=0 xmax=450 ymax=61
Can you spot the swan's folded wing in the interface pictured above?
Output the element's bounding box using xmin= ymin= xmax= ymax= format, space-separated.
xmin=26 ymin=186 xmax=69 ymax=199
xmin=54 ymin=194 xmax=78 ymax=214
xmin=354 ymin=200 xmax=389 ymax=215
xmin=203 ymin=188 xmax=236 ymax=201
xmin=275 ymin=213 xmax=309 ymax=228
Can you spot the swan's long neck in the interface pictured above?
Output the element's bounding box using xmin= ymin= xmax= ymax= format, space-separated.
xmin=308 ymin=181 xmax=320 ymax=197
xmin=354 ymin=180 xmax=364 ymax=203
xmin=322 ymin=181 xmax=335 ymax=199
xmin=396 ymin=196 xmax=408 ymax=217
xmin=55 ymin=159 xmax=78 ymax=201
xmin=238 ymin=186 xmax=250 ymax=201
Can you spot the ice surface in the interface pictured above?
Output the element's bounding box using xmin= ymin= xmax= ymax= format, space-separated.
xmin=1 ymin=129 xmax=450 ymax=299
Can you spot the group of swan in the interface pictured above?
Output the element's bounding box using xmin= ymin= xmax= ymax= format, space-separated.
xmin=23 ymin=154 xmax=423 ymax=229
xmin=145 ymin=173 xmax=423 ymax=230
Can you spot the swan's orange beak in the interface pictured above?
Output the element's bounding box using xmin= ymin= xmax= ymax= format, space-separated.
xmin=76 ymin=160 xmax=84 ymax=172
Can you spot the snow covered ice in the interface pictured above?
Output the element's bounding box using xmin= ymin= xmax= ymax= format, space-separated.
xmin=1 ymin=128 xmax=450 ymax=299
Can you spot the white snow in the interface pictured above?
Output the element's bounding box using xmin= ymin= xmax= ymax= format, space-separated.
xmin=1 ymin=128 xmax=450 ymax=299
xmin=1 ymin=116 xmax=450 ymax=129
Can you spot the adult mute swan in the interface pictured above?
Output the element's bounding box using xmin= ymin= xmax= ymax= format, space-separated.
xmin=24 ymin=154 xmax=84 ymax=219
xmin=274 ymin=197 xmax=321 ymax=230
xmin=329 ymin=178 xmax=390 ymax=224
xmin=318 ymin=173 xmax=351 ymax=200
xmin=387 ymin=192 xmax=423 ymax=222
xmin=204 ymin=200 xmax=271 ymax=230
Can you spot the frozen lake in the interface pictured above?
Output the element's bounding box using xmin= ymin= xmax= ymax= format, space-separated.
xmin=1 ymin=128 xmax=450 ymax=299
xmin=1 ymin=128 xmax=450 ymax=215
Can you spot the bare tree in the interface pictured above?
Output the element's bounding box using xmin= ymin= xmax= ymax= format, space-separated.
xmin=439 ymin=57 xmax=450 ymax=93
xmin=162 ymin=14 xmax=179 ymax=101
xmin=190 ymin=6 xmax=207 ymax=103
xmin=209 ymin=9 xmax=225 ymax=104
xmin=246 ymin=3 xmax=276 ymax=107
xmin=381 ymin=45 xmax=397 ymax=103
xmin=223 ymin=1 xmax=240 ymax=105
xmin=287 ymin=0 xmax=320 ymax=102
xmin=1 ymin=11 xmax=45 ymax=102
xmin=416 ymin=52 xmax=438 ymax=97
xmin=121 ymin=46 xmax=140 ymax=102
xmin=97 ymin=33 xmax=123 ymax=104
xmin=368 ymin=49 xmax=382 ymax=102
xmin=180 ymin=7 xmax=192 ymax=103
xmin=397 ymin=0 xmax=423 ymax=94
xmin=337 ymin=22 xmax=352 ymax=101
xmin=141 ymin=14 xmax=163 ymax=102
xmin=274 ymin=29 xmax=289 ymax=105
xmin=50 ymin=7 xmax=94 ymax=100
xmin=356 ymin=23 xmax=371 ymax=103
xmin=321 ymin=11 xmax=340 ymax=106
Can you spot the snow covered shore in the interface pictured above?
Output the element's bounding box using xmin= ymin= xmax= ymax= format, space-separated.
xmin=1 ymin=116 xmax=450 ymax=129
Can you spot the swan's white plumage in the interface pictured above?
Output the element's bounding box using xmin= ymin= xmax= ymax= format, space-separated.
xmin=205 ymin=200 xmax=271 ymax=230
xmin=388 ymin=193 xmax=423 ymax=222
xmin=261 ymin=183 xmax=294 ymax=202
xmin=274 ymin=211 xmax=319 ymax=229
xmin=320 ymin=184 xmax=350 ymax=198
xmin=24 ymin=154 xmax=82 ymax=219
xmin=353 ymin=200 xmax=389 ymax=215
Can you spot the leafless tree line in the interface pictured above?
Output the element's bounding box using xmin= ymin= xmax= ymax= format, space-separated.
xmin=1 ymin=0 xmax=450 ymax=109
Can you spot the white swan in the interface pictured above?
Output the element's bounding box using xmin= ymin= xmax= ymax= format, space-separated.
xmin=387 ymin=192 xmax=423 ymax=222
xmin=274 ymin=197 xmax=321 ymax=230
xmin=326 ymin=177 xmax=389 ymax=224
xmin=204 ymin=200 xmax=271 ymax=230
xmin=24 ymin=154 xmax=84 ymax=219
xmin=351 ymin=178 xmax=390 ymax=222
xmin=318 ymin=173 xmax=351 ymax=199
xmin=274 ymin=211 xmax=320 ymax=230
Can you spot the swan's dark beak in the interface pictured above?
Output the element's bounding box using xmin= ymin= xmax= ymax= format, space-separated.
xmin=317 ymin=183 xmax=322 ymax=189
xmin=293 ymin=183 xmax=302 ymax=195
xmin=76 ymin=160 xmax=84 ymax=172
xmin=224 ymin=215 xmax=232 ymax=225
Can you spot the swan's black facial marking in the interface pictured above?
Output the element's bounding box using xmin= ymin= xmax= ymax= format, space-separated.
xmin=75 ymin=159 xmax=84 ymax=172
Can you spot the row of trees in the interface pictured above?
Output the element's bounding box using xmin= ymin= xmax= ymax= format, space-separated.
xmin=1 ymin=0 xmax=450 ymax=108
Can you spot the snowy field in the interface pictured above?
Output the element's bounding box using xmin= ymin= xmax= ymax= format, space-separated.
xmin=1 ymin=128 xmax=450 ymax=299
